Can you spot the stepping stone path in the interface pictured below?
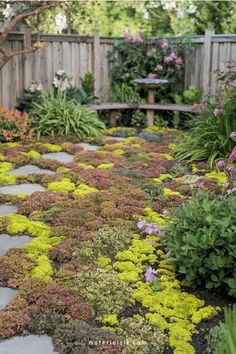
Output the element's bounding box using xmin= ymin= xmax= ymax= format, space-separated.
xmin=0 ymin=287 xmax=17 ymax=309
xmin=104 ymin=137 xmax=124 ymax=142
xmin=0 ymin=233 xmax=32 ymax=257
xmin=41 ymin=152 xmax=74 ymax=164
xmin=0 ymin=184 xmax=45 ymax=195
xmin=8 ymin=165 xmax=55 ymax=176
xmin=76 ymin=142 xmax=98 ymax=151
xmin=0 ymin=335 xmax=57 ymax=354
xmin=0 ymin=204 xmax=17 ymax=216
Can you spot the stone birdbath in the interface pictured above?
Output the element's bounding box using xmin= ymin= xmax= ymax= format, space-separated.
xmin=133 ymin=78 xmax=168 ymax=126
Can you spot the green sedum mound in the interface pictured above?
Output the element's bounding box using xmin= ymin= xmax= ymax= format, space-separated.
xmin=166 ymin=193 xmax=236 ymax=296
xmin=31 ymin=92 xmax=105 ymax=138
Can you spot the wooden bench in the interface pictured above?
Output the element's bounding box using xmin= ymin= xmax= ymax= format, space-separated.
xmin=86 ymin=103 xmax=193 ymax=126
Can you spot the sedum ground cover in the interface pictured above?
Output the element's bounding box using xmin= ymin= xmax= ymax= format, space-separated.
xmin=0 ymin=127 xmax=227 ymax=354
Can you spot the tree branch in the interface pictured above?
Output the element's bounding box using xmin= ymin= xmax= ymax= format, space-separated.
xmin=0 ymin=1 xmax=61 ymax=70
xmin=0 ymin=1 xmax=60 ymax=45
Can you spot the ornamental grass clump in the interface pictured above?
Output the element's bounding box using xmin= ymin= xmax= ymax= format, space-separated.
xmin=31 ymin=92 xmax=105 ymax=138
xmin=174 ymin=63 xmax=236 ymax=167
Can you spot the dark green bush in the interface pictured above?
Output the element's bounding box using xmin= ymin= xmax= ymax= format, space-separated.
xmin=165 ymin=193 xmax=236 ymax=296
xmin=31 ymin=92 xmax=105 ymax=138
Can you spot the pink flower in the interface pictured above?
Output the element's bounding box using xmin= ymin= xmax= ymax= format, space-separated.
xmin=224 ymin=182 xmax=230 ymax=189
xmin=229 ymin=146 xmax=236 ymax=161
xmin=170 ymin=52 xmax=177 ymax=60
xmin=147 ymin=73 xmax=156 ymax=79
xmin=164 ymin=55 xmax=172 ymax=63
xmin=161 ymin=39 xmax=169 ymax=49
xmin=132 ymin=31 xmax=143 ymax=43
xmin=213 ymin=107 xmax=223 ymax=116
xmin=155 ymin=64 xmax=163 ymax=71
xmin=147 ymin=51 xmax=153 ymax=58
xmin=124 ymin=30 xmax=132 ymax=42
xmin=191 ymin=103 xmax=202 ymax=113
xmin=175 ymin=57 xmax=182 ymax=66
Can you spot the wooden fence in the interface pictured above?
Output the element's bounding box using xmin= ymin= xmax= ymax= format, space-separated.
xmin=1 ymin=28 xmax=236 ymax=109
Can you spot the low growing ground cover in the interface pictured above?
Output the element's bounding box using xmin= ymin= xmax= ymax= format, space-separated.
xmin=0 ymin=126 xmax=234 ymax=354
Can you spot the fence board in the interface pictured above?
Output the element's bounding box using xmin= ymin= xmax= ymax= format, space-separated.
xmin=1 ymin=29 xmax=236 ymax=108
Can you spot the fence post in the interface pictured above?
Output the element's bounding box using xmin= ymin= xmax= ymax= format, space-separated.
xmin=202 ymin=29 xmax=215 ymax=92
xmin=21 ymin=25 xmax=32 ymax=88
xmin=92 ymin=29 xmax=101 ymax=98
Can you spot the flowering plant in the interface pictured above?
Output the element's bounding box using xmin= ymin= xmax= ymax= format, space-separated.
xmin=0 ymin=107 xmax=33 ymax=142
xmin=216 ymin=132 xmax=236 ymax=194
xmin=108 ymin=30 xmax=184 ymax=103
xmin=175 ymin=72 xmax=236 ymax=166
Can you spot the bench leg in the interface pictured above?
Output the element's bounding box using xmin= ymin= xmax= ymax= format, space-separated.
xmin=109 ymin=110 xmax=118 ymax=127
xmin=147 ymin=110 xmax=154 ymax=126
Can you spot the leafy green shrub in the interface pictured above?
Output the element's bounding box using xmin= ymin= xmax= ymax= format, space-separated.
xmin=64 ymin=87 xmax=97 ymax=104
xmin=131 ymin=110 xmax=147 ymax=128
xmin=174 ymin=86 xmax=236 ymax=167
xmin=165 ymin=193 xmax=236 ymax=296
xmin=206 ymin=305 xmax=236 ymax=354
xmin=111 ymin=83 xmax=142 ymax=103
xmin=16 ymin=82 xmax=43 ymax=113
xmin=31 ymin=92 xmax=105 ymax=138
xmin=183 ymin=86 xmax=203 ymax=104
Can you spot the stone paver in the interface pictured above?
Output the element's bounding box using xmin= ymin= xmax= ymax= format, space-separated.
xmin=0 ymin=184 xmax=45 ymax=195
xmin=76 ymin=142 xmax=98 ymax=151
xmin=0 ymin=233 xmax=32 ymax=257
xmin=9 ymin=165 xmax=55 ymax=176
xmin=104 ymin=137 xmax=124 ymax=142
xmin=41 ymin=152 xmax=74 ymax=163
xmin=0 ymin=287 xmax=17 ymax=309
xmin=0 ymin=204 xmax=17 ymax=216
xmin=0 ymin=335 xmax=57 ymax=354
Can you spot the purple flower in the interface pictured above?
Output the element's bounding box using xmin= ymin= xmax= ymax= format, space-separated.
xmin=145 ymin=224 xmax=160 ymax=235
xmin=213 ymin=107 xmax=223 ymax=116
xmin=145 ymin=267 xmax=157 ymax=282
xmin=148 ymin=240 xmax=154 ymax=246
xmin=163 ymin=210 xmax=170 ymax=216
xmin=230 ymin=132 xmax=236 ymax=142
xmin=155 ymin=64 xmax=163 ymax=71
xmin=137 ymin=220 xmax=146 ymax=229
xmin=161 ymin=39 xmax=169 ymax=49
xmin=216 ymin=160 xmax=227 ymax=169
xmin=201 ymin=98 xmax=208 ymax=105
xmin=224 ymin=182 xmax=230 ymax=189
